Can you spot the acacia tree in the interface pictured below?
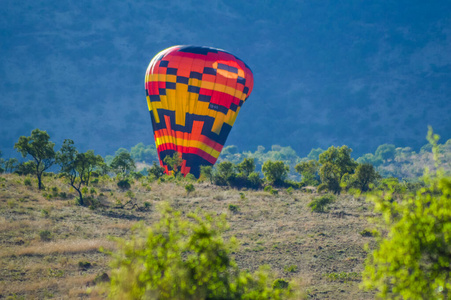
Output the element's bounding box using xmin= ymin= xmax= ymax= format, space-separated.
xmin=362 ymin=129 xmax=451 ymax=298
xmin=14 ymin=129 xmax=56 ymax=189
xmin=57 ymin=139 xmax=103 ymax=206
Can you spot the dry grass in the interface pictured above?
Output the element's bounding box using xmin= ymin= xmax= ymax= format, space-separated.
xmin=0 ymin=173 xmax=377 ymax=299
xmin=10 ymin=239 xmax=115 ymax=257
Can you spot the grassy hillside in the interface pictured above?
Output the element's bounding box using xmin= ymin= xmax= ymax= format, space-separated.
xmin=0 ymin=173 xmax=377 ymax=299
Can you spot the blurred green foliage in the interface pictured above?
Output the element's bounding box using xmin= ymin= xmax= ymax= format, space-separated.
xmin=106 ymin=203 xmax=297 ymax=299
xmin=362 ymin=128 xmax=451 ymax=298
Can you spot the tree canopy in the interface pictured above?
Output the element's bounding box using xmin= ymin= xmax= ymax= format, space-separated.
xmin=14 ymin=129 xmax=56 ymax=189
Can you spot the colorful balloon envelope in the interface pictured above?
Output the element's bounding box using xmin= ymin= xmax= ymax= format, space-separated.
xmin=145 ymin=45 xmax=254 ymax=178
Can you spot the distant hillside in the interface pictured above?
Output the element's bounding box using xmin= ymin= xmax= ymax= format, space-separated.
xmin=1 ymin=1 xmax=451 ymax=158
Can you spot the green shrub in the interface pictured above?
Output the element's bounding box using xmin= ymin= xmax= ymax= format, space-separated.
xmin=273 ymin=278 xmax=290 ymax=289
xmin=362 ymin=128 xmax=451 ymax=299
xmin=284 ymin=265 xmax=298 ymax=273
xmin=78 ymin=261 xmax=92 ymax=270
xmin=93 ymin=272 xmax=110 ymax=285
xmin=264 ymin=185 xmax=272 ymax=192
xmin=185 ymin=173 xmax=196 ymax=182
xmin=228 ymin=204 xmax=239 ymax=213
xmin=39 ymin=230 xmax=52 ymax=241
xmin=360 ymin=229 xmax=378 ymax=237
xmin=40 ymin=209 xmax=49 ymax=218
xmin=24 ymin=178 xmax=32 ymax=186
xmin=308 ymin=194 xmax=336 ymax=213
xmin=117 ymin=179 xmax=131 ymax=190
xmin=106 ymin=204 xmax=295 ymax=299
xmin=125 ymin=190 xmax=135 ymax=199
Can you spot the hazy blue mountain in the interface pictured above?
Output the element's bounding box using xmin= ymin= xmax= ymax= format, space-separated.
xmin=1 ymin=1 xmax=450 ymax=159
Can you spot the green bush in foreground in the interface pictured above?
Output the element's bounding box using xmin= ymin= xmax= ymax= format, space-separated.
xmin=362 ymin=128 xmax=451 ymax=299
xmin=106 ymin=203 xmax=298 ymax=299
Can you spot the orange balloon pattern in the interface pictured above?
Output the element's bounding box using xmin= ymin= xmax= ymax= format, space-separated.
xmin=145 ymin=46 xmax=254 ymax=177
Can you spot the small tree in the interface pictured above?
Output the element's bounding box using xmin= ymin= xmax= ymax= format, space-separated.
xmin=295 ymin=160 xmax=320 ymax=186
xmin=14 ymin=129 xmax=56 ymax=189
xmin=4 ymin=158 xmax=19 ymax=173
xmin=185 ymin=183 xmax=195 ymax=195
xmin=318 ymin=145 xmax=358 ymax=194
xmin=262 ymin=160 xmax=289 ymax=186
xmin=15 ymin=161 xmax=36 ymax=176
xmin=57 ymin=139 xmax=104 ymax=206
xmin=110 ymin=151 xmax=136 ymax=175
xmin=148 ymin=161 xmax=165 ymax=180
xmin=214 ymin=161 xmax=236 ymax=185
xmin=200 ymin=165 xmax=214 ymax=183
xmin=352 ymin=163 xmax=379 ymax=192
xmin=237 ymin=158 xmax=256 ymax=176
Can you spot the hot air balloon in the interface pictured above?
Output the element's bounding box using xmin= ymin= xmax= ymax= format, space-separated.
xmin=144 ymin=45 xmax=254 ymax=178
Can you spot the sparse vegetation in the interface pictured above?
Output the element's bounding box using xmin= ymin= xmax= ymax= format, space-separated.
xmin=2 ymin=127 xmax=451 ymax=299
xmin=0 ymin=171 xmax=374 ymax=299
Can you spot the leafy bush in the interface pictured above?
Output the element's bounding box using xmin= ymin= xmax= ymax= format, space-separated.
xmin=362 ymin=129 xmax=451 ymax=299
xmin=273 ymin=278 xmax=290 ymax=289
xmin=308 ymin=194 xmax=335 ymax=213
xmin=284 ymin=265 xmax=298 ymax=273
xmin=39 ymin=230 xmax=52 ymax=241
xmin=359 ymin=229 xmax=378 ymax=237
xmin=117 ymin=179 xmax=131 ymax=190
xmin=228 ymin=204 xmax=239 ymax=213
xmin=78 ymin=261 xmax=92 ymax=270
xmin=148 ymin=162 xmax=165 ymax=180
xmin=24 ymin=178 xmax=32 ymax=186
xmin=106 ymin=203 xmax=295 ymax=299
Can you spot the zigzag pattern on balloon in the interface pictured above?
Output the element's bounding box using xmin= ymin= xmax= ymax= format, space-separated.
xmin=145 ymin=45 xmax=253 ymax=177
